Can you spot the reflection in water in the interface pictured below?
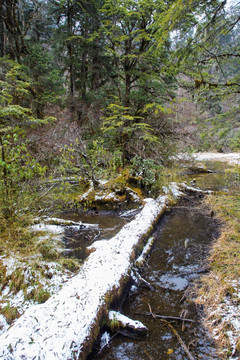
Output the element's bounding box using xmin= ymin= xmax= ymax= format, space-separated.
xmin=59 ymin=213 xmax=130 ymax=260
xmin=89 ymin=199 xmax=220 ymax=360
xmin=182 ymin=160 xmax=239 ymax=191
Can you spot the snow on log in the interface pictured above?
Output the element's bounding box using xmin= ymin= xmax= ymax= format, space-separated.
xmin=0 ymin=186 xmax=183 ymax=360
xmin=134 ymin=236 xmax=155 ymax=267
xmin=108 ymin=310 xmax=147 ymax=334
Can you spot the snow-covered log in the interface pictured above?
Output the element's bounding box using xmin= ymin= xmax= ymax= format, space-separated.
xmin=0 ymin=187 xmax=183 ymax=360
xmin=108 ymin=311 xmax=147 ymax=334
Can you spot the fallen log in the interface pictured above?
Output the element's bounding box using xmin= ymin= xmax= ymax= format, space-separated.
xmin=0 ymin=183 xmax=197 ymax=360
xmin=167 ymin=322 xmax=197 ymax=360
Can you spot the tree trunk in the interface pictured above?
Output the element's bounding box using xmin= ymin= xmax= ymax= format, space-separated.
xmin=67 ymin=1 xmax=76 ymax=101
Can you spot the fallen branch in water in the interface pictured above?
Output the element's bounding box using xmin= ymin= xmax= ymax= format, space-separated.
xmin=148 ymin=303 xmax=156 ymax=319
xmin=132 ymin=269 xmax=154 ymax=291
xmin=177 ymin=267 xmax=210 ymax=277
xmin=167 ymin=322 xmax=196 ymax=360
xmin=147 ymin=310 xmax=196 ymax=360
xmin=136 ymin=311 xmax=195 ymax=323
xmin=144 ymin=349 xmax=154 ymax=360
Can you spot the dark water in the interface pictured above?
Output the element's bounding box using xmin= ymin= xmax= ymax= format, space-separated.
xmin=182 ymin=160 xmax=239 ymax=192
xmin=59 ymin=211 xmax=135 ymax=260
xmin=88 ymin=198 xmax=220 ymax=360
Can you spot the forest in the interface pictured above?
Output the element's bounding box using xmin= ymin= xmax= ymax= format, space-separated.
xmin=0 ymin=0 xmax=240 ymax=225
xmin=0 ymin=0 xmax=240 ymax=359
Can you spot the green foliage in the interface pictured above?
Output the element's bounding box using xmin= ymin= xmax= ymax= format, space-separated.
xmin=23 ymin=44 xmax=64 ymax=116
xmin=0 ymin=58 xmax=51 ymax=224
xmin=102 ymin=102 xmax=161 ymax=160
xmin=59 ymin=137 xmax=123 ymax=186
xmin=60 ymin=258 xmax=81 ymax=272
xmin=31 ymin=286 xmax=51 ymax=304
xmin=230 ymin=130 xmax=240 ymax=151
xmin=130 ymin=155 xmax=162 ymax=188
xmin=0 ymin=132 xmax=46 ymax=221
xmin=1 ymin=304 xmax=20 ymax=324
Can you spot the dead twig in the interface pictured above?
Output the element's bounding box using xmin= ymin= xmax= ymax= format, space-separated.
xmin=167 ymin=322 xmax=196 ymax=360
xmin=148 ymin=304 xmax=156 ymax=319
xmin=143 ymin=349 xmax=154 ymax=360
xmin=144 ymin=308 xmax=196 ymax=360
xmin=136 ymin=311 xmax=195 ymax=323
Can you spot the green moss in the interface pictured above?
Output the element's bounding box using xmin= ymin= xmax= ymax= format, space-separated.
xmin=1 ymin=304 xmax=20 ymax=324
xmin=108 ymin=315 xmax=120 ymax=332
xmin=38 ymin=243 xmax=59 ymax=261
xmin=33 ymin=286 xmax=51 ymax=303
xmin=60 ymin=258 xmax=81 ymax=272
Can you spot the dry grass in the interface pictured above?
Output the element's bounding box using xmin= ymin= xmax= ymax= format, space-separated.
xmin=194 ymin=184 xmax=240 ymax=358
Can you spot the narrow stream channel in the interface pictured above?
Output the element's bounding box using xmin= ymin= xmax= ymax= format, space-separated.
xmin=87 ymin=197 xmax=219 ymax=360
xmin=85 ymin=161 xmax=235 ymax=360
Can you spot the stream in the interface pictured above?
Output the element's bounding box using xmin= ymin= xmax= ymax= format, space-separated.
xmin=60 ymin=161 xmax=236 ymax=359
xmin=88 ymin=198 xmax=220 ymax=360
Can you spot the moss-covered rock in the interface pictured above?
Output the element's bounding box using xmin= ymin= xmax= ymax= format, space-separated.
xmin=76 ymin=174 xmax=144 ymax=211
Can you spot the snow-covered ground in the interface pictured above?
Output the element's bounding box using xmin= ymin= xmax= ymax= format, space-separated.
xmin=202 ymin=279 xmax=240 ymax=359
xmin=193 ymin=152 xmax=240 ymax=165
xmin=175 ymin=152 xmax=240 ymax=165
xmin=0 ymin=187 xmax=183 ymax=360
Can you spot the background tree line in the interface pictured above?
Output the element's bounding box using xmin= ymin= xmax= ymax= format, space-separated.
xmin=0 ymin=0 xmax=240 ymax=223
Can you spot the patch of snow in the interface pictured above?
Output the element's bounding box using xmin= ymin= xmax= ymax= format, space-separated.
xmin=0 ymin=259 xmax=74 ymax=317
xmin=210 ymin=280 xmax=240 ymax=359
xmin=161 ymin=182 xmax=184 ymax=199
xmin=2 ymin=257 xmax=22 ymax=277
xmin=126 ymin=188 xmax=140 ymax=202
xmin=130 ymin=284 xmax=138 ymax=293
xmin=79 ymin=186 xmax=94 ymax=200
xmin=95 ymin=191 xmax=117 ymax=201
xmin=193 ymin=152 xmax=240 ymax=165
xmin=100 ymin=331 xmax=111 ymax=350
xmin=0 ymin=315 xmax=9 ymax=336
xmin=31 ymin=223 xmax=64 ymax=234
xmin=135 ymin=236 xmax=154 ymax=266
xmin=99 ymin=180 xmax=108 ymax=186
